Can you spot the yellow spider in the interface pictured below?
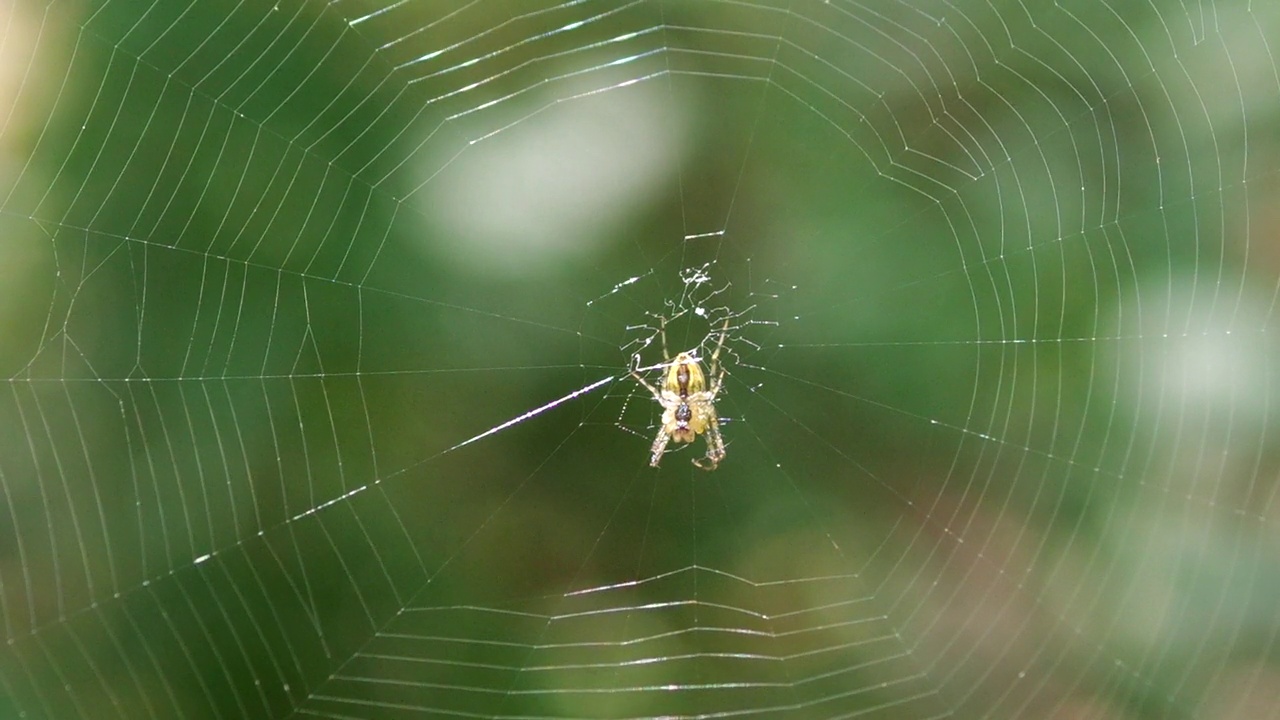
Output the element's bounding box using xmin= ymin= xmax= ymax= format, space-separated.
xmin=630 ymin=317 xmax=729 ymax=471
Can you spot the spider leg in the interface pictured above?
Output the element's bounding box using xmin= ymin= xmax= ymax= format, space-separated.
xmin=658 ymin=315 xmax=670 ymax=362
xmin=710 ymin=360 xmax=727 ymax=396
xmin=630 ymin=369 xmax=663 ymax=403
xmin=692 ymin=414 xmax=725 ymax=471
xmin=649 ymin=427 xmax=670 ymax=467
xmin=707 ymin=317 xmax=730 ymax=394
xmin=629 ymin=350 xmax=665 ymax=401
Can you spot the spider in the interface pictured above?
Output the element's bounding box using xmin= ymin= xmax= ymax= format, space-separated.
xmin=630 ymin=316 xmax=729 ymax=471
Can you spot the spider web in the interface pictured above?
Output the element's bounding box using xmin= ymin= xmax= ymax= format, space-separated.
xmin=1 ymin=0 xmax=1279 ymax=718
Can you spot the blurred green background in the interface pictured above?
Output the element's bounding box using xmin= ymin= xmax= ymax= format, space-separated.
xmin=1 ymin=0 xmax=1279 ymax=718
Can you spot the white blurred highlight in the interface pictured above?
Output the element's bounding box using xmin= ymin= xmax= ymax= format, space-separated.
xmin=0 ymin=2 xmax=38 ymax=199
xmin=1119 ymin=276 xmax=1276 ymax=432
xmin=418 ymin=83 xmax=689 ymax=276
